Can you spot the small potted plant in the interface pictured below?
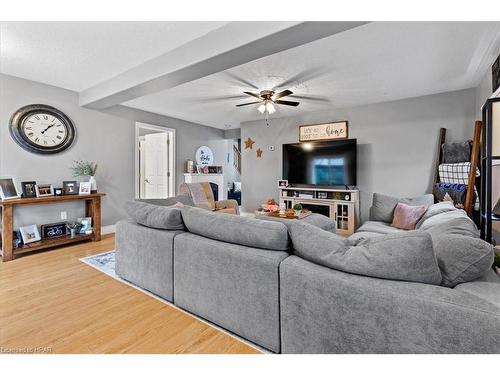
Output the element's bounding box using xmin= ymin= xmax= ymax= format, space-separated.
xmin=71 ymin=160 xmax=98 ymax=193
xmin=293 ymin=203 xmax=303 ymax=217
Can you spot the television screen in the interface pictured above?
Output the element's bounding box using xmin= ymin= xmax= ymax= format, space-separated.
xmin=283 ymin=139 xmax=357 ymax=186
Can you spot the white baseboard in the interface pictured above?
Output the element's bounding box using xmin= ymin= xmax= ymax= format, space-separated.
xmin=101 ymin=225 xmax=116 ymax=235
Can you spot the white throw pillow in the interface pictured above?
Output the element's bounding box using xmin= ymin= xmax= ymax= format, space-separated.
xmin=233 ymin=181 xmax=242 ymax=192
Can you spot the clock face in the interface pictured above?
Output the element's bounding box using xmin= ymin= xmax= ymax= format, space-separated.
xmin=22 ymin=113 xmax=68 ymax=148
xmin=9 ymin=104 xmax=75 ymax=154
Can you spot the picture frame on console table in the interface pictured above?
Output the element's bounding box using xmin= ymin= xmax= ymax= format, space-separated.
xmin=299 ymin=121 xmax=348 ymax=142
xmin=0 ymin=177 xmax=21 ymax=200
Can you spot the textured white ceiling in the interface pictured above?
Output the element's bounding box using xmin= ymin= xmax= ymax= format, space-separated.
xmin=0 ymin=21 xmax=227 ymax=91
xmin=1 ymin=21 xmax=499 ymax=129
xmin=123 ymin=22 xmax=500 ymax=128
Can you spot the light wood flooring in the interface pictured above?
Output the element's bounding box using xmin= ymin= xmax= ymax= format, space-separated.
xmin=0 ymin=235 xmax=260 ymax=354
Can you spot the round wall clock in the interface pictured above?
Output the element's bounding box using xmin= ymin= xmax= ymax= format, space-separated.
xmin=9 ymin=104 xmax=76 ymax=154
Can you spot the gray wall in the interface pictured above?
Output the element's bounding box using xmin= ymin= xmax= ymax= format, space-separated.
xmin=241 ymin=88 xmax=478 ymax=222
xmin=0 ymin=74 xmax=228 ymax=228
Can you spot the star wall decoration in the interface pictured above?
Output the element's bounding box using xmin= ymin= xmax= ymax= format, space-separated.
xmin=256 ymin=148 xmax=263 ymax=158
xmin=244 ymin=137 xmax=255 ymax=149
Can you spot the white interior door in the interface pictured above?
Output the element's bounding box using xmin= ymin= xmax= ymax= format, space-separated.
xmin=144 ymin=132 xmax=169 ymax=198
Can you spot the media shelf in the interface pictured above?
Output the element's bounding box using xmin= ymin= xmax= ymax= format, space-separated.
xmin=279 ymin=186 xmax=359 ymax=236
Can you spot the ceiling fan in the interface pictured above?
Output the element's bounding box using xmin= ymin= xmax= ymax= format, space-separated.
xmin=235 ymin=89 xmax=299 ymax=114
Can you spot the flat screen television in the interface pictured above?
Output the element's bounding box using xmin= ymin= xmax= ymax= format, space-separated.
xmin=282 ymin=139 xmax=357 ymax=187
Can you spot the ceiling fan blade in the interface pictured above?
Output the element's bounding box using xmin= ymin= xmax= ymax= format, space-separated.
xmin=273 ymin=89 xmax=293 ymax=100
xmin=236 ymin=101 xmax=262 ymax=107
xmin=243 ymin=91 xmax=262 ymax=99
xmin=275 ymin=100 xmax=300 ymax=107
xmin=187 ymin=94 xmax=249 ymax=103
xmin=273 ymin=67 xmax=328 ymax=90
xmin=289 ymin=95 xmax=330 ymax=103
xmin=222 ymin=71 xmax=259 ymax=90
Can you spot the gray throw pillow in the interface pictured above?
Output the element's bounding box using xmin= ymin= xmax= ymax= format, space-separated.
xmin=369 ymin=193 xmax=434 ymax=223
xmin=289 ymin=221 xmax=442 ymax=285
xmin=125 ymin=201 xmax=186 ymax=230
xmin=432 ymin=234 xmax=494 ymax=287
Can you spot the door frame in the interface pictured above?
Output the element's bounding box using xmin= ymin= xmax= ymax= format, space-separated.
xmin=135 ymin=122 xmax=176 ymax=199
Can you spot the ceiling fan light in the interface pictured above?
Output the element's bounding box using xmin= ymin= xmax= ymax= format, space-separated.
xmin=258 ymin=103 xmax=266 ymax=114
xmin=266 ymin=101 xmax=276 ymax=114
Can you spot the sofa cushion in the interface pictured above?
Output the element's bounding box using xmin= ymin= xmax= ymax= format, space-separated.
xmin=136 ymin=195 xmax=194 ymax=207
xmin=391 ymin=203 xmax=427 ymax=230
xmin=415 ymin=201 xmax=457 ymax=229
xmin=125 ymin=201 xmax=186 ymax=230
xmin=419 ymin=210 xmax=479 ymax=239
xmin=369 ymin=193 xmax=434 ymax=223
xmin=289 ymin=221 xmax=442 ymax=285
xmin=433 ymin=234 xmax=494 ymax=287
xmin=256 ymin=212 xmax=336 ymax=232
xmin=181 ymin=206 xmax=289 ymax=251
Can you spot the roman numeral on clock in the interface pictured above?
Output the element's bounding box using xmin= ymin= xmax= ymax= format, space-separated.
xmin=43 ymin=115 xmax=48 ymax=120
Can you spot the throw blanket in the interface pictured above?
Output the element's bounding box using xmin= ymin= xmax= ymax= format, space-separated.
xmin=438 ymin=162 xmax=480 ymax=209
xmin=438 ymin=162 xmax=479 ymax=184
xmin=433 ymin=182 xmax=470 ymax=208
xmin=179 ymin=182 xmax=215 ymax=210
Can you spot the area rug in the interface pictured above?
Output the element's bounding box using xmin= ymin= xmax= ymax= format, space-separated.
xmin=80 ymin=251 xmax=265 ymax=353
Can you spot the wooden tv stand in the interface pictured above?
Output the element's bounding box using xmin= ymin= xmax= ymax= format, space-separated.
xmin=0 ymin=193 xmax=105 ymax=262
xmin=279 ymin=186 xmax=359 ymax=236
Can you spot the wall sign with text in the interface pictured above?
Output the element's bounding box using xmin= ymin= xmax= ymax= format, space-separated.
xmin=299 ymin=121 xmax=348 ymax=141
xmin=195 ymin=145 xmax=214 ymax=166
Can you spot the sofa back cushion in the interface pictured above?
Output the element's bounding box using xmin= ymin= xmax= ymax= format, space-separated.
xmin=181 ymin=206 xmax=289 ymax=251
xmin=433 ymin=234 xmax=494 ymax=287
xmin=125 ymin=201 xmax=186 ymax=230
xmin=289 ymin=221 xmax=442 ymax=285
xmin=135 ymin=195 xmax=194 ymax=207
xmin=369 ymin=193 xmax=434 ymax=223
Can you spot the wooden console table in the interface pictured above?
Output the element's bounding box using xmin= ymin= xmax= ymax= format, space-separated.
xmin=0 ymin=193 xmax=105 ymax=262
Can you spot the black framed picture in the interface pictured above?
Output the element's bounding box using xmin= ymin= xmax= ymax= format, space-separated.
xmin=54 ymin=188 xmax=63 ymax=196
xmin=62 ymin=181 xmax=78 ymax=195
xmin=21 ymin=181 xmax=37 ymax=198
xmin=41 ymin=222 xmax=67 ymax=239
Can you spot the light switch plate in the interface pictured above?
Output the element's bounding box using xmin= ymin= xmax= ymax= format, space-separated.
xmin=61 ymin=211 xmax=67 ymax=220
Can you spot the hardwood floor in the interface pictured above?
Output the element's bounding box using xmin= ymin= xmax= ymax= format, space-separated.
xmin=0 ymin=235 xmax=260 ymax=354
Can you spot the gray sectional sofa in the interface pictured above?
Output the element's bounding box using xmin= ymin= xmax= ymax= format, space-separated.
xmin=115 ymin=195 xmax=500 ymax=354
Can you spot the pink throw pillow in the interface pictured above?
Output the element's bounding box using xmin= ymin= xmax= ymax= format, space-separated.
xmin=391 ymin=203 xmax=427 ymax=230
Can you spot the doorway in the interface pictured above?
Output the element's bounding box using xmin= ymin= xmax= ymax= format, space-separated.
xmin=135 ymin=122 xmax=175 ymax=199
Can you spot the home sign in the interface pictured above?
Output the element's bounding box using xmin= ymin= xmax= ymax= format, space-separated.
xmin=299 ymin=121 xmax=348 ymax=142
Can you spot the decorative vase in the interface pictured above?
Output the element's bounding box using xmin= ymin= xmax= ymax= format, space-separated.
xmin=89 ymin=175 xmax=97 ymax=193
xmin=295 ymin=210 xmax=301 ymax=217
xmin=70 ymin=228 xmax=76 ymax=238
